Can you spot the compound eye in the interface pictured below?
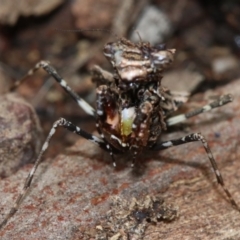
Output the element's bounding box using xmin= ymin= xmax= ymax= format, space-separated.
xmin=103 ymin=43 xmax=115 ymax=59
xmin=151 ymin=49 xmax=175 ymax=70
xmin=151 ymin=51 xmax=168 ymax=66
xmin=154 ymin=43 xmax=166 ymax=51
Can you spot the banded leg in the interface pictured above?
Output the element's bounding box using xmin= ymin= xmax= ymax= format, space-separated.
xmin=151 ymin=133 xmax=240 ymax=211
xmin=9 ymin=60 xmax=95 ymax=116
xmin=96 ymin=85 xmax=120 ymax=166
xmin=131 ymin=99 xmax=159 ymax=166
xmin=0 ymin=118 xmax=112 ymax=229
xmin=166 ymin=94 xmax=233 ymax=126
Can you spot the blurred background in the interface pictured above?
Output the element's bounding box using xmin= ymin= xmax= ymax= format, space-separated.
xmin=0 ymin=0 xmax=239 ymax=155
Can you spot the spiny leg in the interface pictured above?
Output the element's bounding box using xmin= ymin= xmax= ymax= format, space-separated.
xmin=166 ymin=94 xmax=233 ymax=126
xmin=0 ymin=118 xmax=111 ymax=229
xmin=9 ymin=60 xmax=95 ymax=116
xmin=96 ymin=122 xmax=118 ymax=167
xmin=95 ymin=85 xmax=120 ymax=167
xmin=151 ymin=132 xmax=240 ymax=211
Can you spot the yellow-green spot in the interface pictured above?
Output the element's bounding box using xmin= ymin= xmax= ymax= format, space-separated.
xmin=122 ymin=118 xmax=134 ymax=136
xmin=121 ymin=107 xmax=136 ymax=136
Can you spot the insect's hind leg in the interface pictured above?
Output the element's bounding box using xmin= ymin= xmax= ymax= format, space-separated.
xmin=166 ymin=94 xmax=233 ymax=126
xmin=9 ymin=60 xmax=96 ymax=117
xmin=0 ymin=117 xmax=109 ymax=230
xmin=151 ymin=132 xmax=240 ymax=211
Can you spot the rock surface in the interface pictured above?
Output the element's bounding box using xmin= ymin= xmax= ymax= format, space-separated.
xmin=0 ymin=93 xmax=42 ymax=178
xmin=0 ymin=0 xmax=64 ymax=25
xmin=0 ymin=80 xmax=240 ymax=239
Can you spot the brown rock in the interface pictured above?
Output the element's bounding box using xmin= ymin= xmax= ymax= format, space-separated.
xmin=0 ymin=0 xmax=65 ymax=25
xmin=0 ymin=93 xmax=42 ymax=178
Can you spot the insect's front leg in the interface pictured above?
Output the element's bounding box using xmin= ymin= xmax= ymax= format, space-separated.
xmin=95 ymin=85 xmax=121 ymax=166
xmin=130 ymin=99 xmax=159 ymax=165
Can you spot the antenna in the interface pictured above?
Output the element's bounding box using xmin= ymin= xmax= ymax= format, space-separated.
xmin=55 ymin=28 xmax=119 ymax=40
xmin=135 ymin=30 xmax=143 ymax=43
